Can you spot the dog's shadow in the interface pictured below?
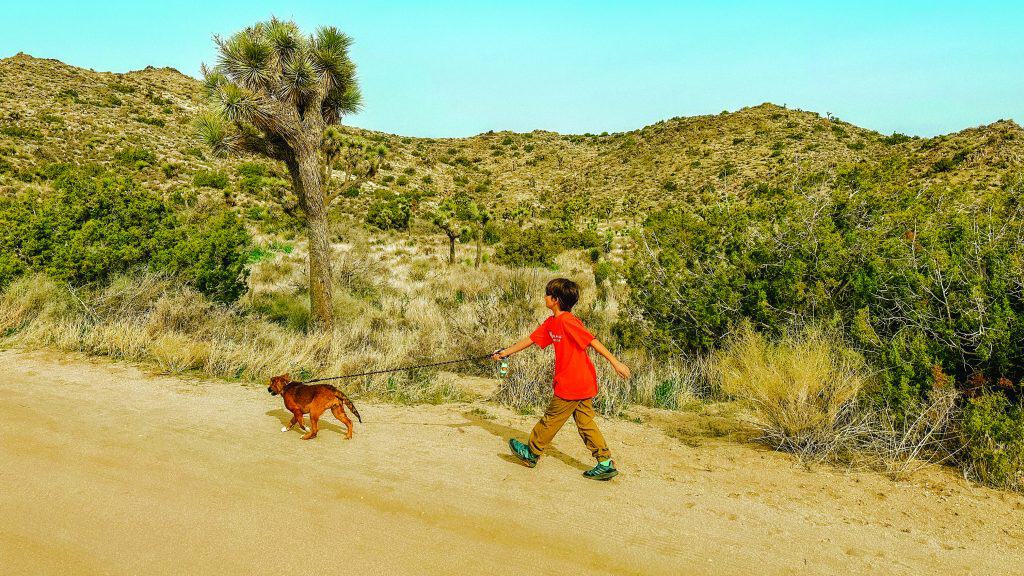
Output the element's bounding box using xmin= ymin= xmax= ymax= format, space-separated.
xmin=265 ymin=409 xmax=347 ymax=436
xmin=451 ymin=411 xmax=590 ymax=471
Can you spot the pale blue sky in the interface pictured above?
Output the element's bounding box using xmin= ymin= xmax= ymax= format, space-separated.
xmin=2 ymin=1 xmax=1021 ymax=137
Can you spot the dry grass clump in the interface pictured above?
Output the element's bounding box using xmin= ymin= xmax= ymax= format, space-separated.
xmin=150 ymin=331 xmax=206 ymax=373
xmin=854 ymin=387 xmax=962 ymax=478
xmin=625 ymin=352 xmax=714 ymax=409
xmin=711 ymin=325 xmax=868 ymax=459
xmin=493 ymin=351 xmax=555 ymax=414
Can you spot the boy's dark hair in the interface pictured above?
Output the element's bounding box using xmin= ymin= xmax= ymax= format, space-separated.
xmin=545 ymin=278 xmax=580 ymax=311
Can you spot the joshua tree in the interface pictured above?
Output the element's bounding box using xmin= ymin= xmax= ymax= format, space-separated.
xmin=196 ymin=18 xmax=383 ymax=332
xmin=431 ymin=201 xmax=467 ymax=265
xmin=431 ymin=192 xmax=481 ymax=265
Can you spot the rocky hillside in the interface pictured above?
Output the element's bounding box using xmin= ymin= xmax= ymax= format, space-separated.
xmin=1 ymin=52 xmax=1022 ymax=226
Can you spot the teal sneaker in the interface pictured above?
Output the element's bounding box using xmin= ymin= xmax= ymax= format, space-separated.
xmin=508 ymin=438 xmax=538 ymax=468
xmin=583 ymin=460 xmax=618 ymax=481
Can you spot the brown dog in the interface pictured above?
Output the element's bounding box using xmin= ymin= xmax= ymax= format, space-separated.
xmin=268 ymin=374 xmax=362 ymax=440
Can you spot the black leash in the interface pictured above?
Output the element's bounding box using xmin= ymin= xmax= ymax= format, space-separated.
xmin=296 ymin=352 xmax=499 ymax=385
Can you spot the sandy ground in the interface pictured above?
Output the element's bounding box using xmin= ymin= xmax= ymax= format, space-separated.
xmin=1 ymin=349 xmax=1022 ymax=575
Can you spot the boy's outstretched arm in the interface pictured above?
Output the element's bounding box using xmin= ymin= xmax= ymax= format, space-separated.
xmin=590 ymin=339 xmax=631 ymax=379
xmin=491 ymin=336 xmax=535 ymax=361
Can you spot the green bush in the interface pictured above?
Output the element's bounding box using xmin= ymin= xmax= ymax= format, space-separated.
xmin=881 ymin=133 xmax=913 ymax=145
xmin=0 ymin=124 xmax=41 ymax=139
xmin=593 ymin=260 xmax=614 ymax=286
xmin=493 ymin=227 xmax=561 ymax=268
xmin=960 ymin=393 xmax=1024 ymax=490
xmin=113 ymin=146 xmax=155 ymax=167
xmin=558 ymin=227 xmax=600 ymax=250
xmin=236 ymin=162 xmax=267 ymax=178
xmin=194 ymin=169 xmax=229 ymax=189
xmin=0 ymin=166 xmax=250 ymax=303
xmin=625 ymin=161 xmax=1024 ymax=401
xmin=134 ymin=115 xmax=166 ymax=127
xmin=153 ymin=211 xmax=252 ymax=303
xmin=366 ymin=196 xmax=411 ymax=231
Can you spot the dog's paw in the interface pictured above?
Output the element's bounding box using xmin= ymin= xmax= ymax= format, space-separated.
xmin=281 ymin=426 xmax=288 ymax=432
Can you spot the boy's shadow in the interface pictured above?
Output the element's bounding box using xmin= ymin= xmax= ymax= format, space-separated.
xmin=451 ymin=411 xmax=590 ymax=471
xmin=265 ymin=409 xmax=347 ymax=436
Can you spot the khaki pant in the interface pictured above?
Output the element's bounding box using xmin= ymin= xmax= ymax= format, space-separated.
xmin=528 ymin=396 xmax=611 ymax=461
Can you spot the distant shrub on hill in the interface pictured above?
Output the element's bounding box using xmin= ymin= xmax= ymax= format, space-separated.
xmin=0 ymin=124 xmax=41 ymax=139
xmin=931 ymin=148 xmax=971 ymax=173
xmin=366 ymin=195 xmax=411 ymax=231
xmin=881 ymin=132 xmax=913 ymax=145
xmin=194 ymin=169 xmax=229 ymax=189
xmin=134 ymin=115 xmax=166 ymax=127
xmin=113 ymin=146 xmax=155 ymax=168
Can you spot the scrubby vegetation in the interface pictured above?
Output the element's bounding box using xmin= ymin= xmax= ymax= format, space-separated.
xmin=0 ymin=166 xmax=250 ymax=303
xmin=624 ymin=162 xmax=1024 ymax=488
xmin=1 ymin=51 xmax=1023 ymax=492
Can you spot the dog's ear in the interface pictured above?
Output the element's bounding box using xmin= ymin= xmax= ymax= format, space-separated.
xmin=283 ymin=372 xmax=290 ymax=381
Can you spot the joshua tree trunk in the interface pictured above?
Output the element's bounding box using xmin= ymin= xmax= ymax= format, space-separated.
xmin=290 ymin=152 xmax=334 ymax=333
xmin=448 ymin=233 xmax=456 ymax=264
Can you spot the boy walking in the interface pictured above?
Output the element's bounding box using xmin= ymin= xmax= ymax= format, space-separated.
xmin=492 ymin=278 xmax=631 ymax=480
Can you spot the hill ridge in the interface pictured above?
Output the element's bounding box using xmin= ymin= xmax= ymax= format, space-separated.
xmin=2 ymin=53 xmax=1022 ymax=221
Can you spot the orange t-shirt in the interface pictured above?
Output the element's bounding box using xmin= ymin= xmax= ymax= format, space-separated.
xmin=530 ymin=312 xmax=598 ymax=400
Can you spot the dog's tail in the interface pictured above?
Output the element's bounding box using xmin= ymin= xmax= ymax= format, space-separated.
xmin=335 ymin=390 xmax=362 ymax=423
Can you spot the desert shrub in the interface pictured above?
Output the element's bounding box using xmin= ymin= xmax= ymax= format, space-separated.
xmin=193 ymin=169 xmax=229 ymax=189
xmin=0 ymin=167 xmax=250 ymax=302
xmin=931 ymin=148 xmax=971 ymax=173
xmin=0 ymin=274 xmax=75 ymax=335
xmin=109 ymin=81 xmax=135 ymax=94
xmin=237 ymin=162 xmax=268 ymax=178
xmin=235 ymin=162 xmax=267 ymax=194
xmin=593 ymin=260 xmax=614 ymax=286
xmin=881 ymin=132 xmax=913 ymax=145
xmin=557 ymin=226 xmax=601 ymax=250
xmin=134 ymin=115 xmax=165 ymax=127
xmin=627 ymin=354 xmax=713 ymax=408
xmin=151 ymin=211 xmax=252 ymax=303
xmin=959 ymin=392 xmax=1024 ymax=490
xmin=160 ymin=162 xmax=179 ymax=178
xmin=625 ymin=167 xmax=1024 ymax=412
xmin=113 ymin=146 xmax=155 ymax=167
xmin=366 ymin=195 xmax=411 ymax=230
xmin=493 ymin=227 xmax=562 ymax=268
xmin=711 ymin=326 xmax=868 ymax=458
xmin=854 ymin=385 xmax=962 ymax=478
xmin=0 ymin=124 xmax=42 ymax=139
xmin=622 ymin=200 xmax=826 ymax=353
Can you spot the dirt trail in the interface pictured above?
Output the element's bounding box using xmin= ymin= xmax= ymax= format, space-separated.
xmin=1 ymin=349 xmax=1022 ymax=575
